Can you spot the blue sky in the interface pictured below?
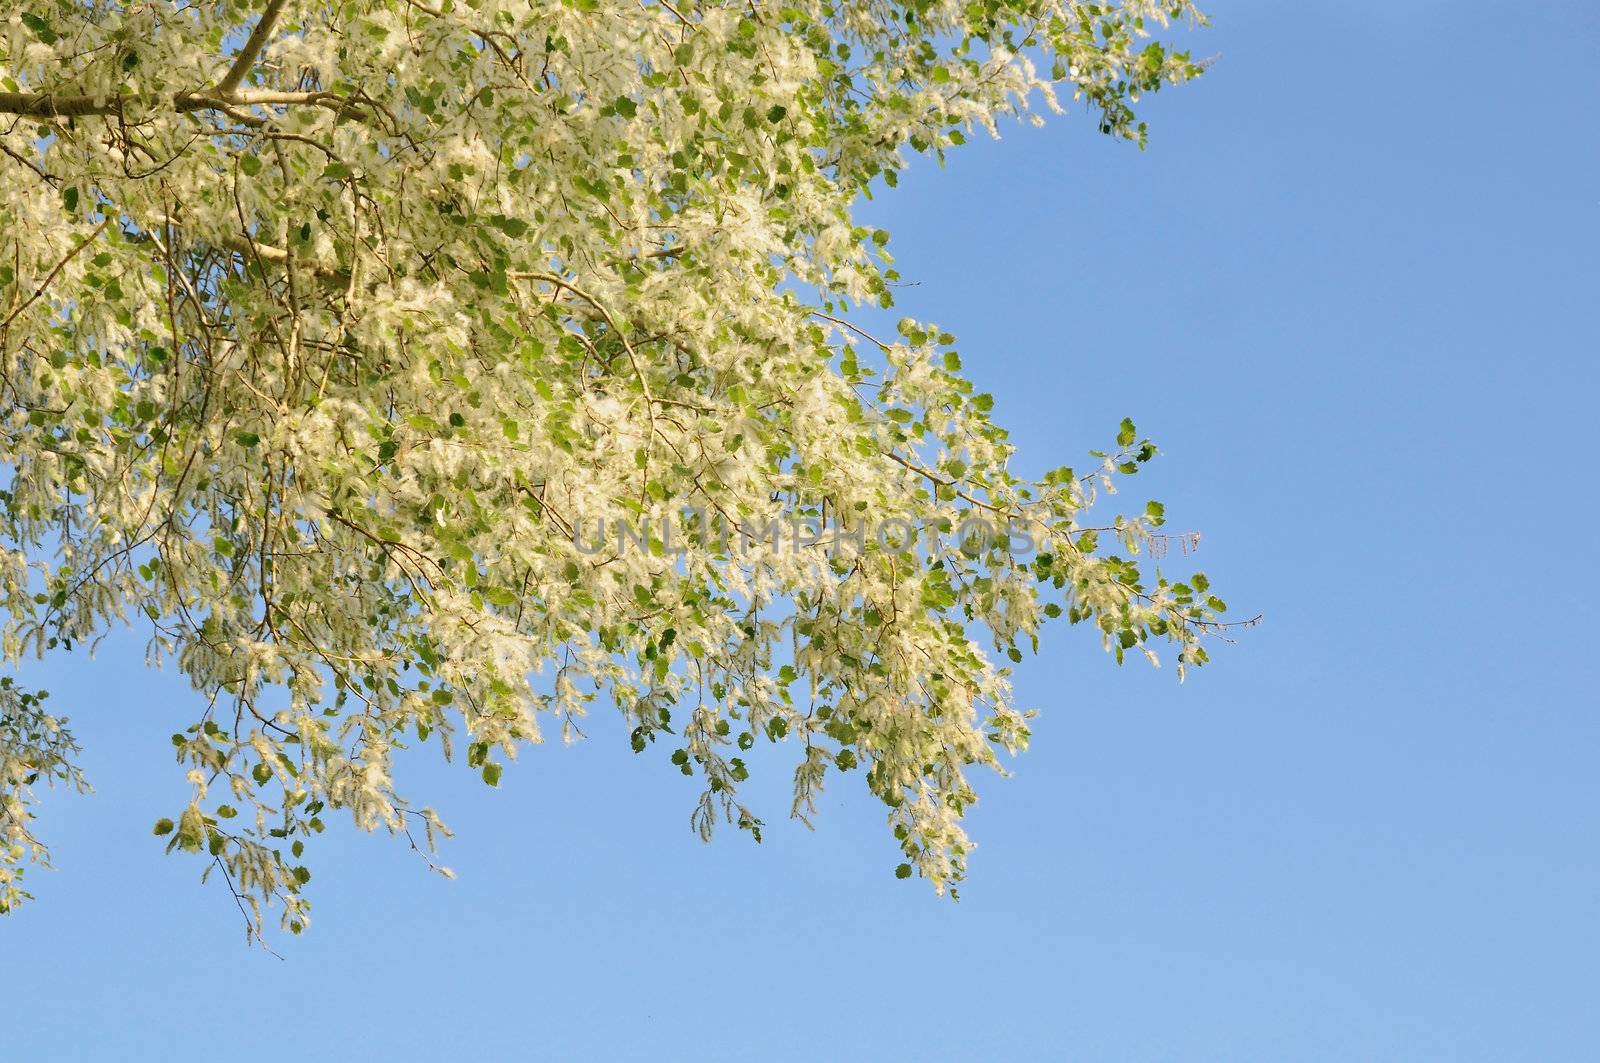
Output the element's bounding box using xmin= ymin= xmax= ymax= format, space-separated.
xmin=7 ymin=2 xmax=1598 ymax=1059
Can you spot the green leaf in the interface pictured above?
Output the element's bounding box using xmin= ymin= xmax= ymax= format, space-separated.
xmin=152 ymin=818 xmax=174 ymax=836
xmin=20 ymin=13 xmax=54 ymax=43
xmin=1118 ymin=417 xmax=1137 ymax=447
xmin=490 ymin=215 xmax=530 ymax=238
xmin=895 ymin=863 xmax=912 ymax=879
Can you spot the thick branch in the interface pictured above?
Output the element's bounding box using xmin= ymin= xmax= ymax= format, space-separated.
xmin=0 ymin=88 xmax=351 ymax=122
xmin=216 ymin=0 xmax=292 ymax=97
xmin=0 ymin=92 xmax=121 ymax=117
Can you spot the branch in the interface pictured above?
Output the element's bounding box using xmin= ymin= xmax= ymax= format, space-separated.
xmin=0 ymin=88 xmax=369 ymax=127
xmin=139 ymin=215 xmax=353 ymax=289
xmin=0 ymin=218 xmax=111 ymax=333
xmin=0 ymin=92 xmax=121 ymax=117
xmin=216 ymin=0 xmax=291 ymax=97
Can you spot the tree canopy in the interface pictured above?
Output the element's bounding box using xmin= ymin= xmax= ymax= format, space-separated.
xmin=0 ymin=0 xmax=1239 ymax=938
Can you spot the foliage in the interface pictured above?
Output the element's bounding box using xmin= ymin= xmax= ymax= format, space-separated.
xmin=0 ymin=0 xmax=1232 ymax=938
xmin=1 ymin=677 xmax=87 ymax=913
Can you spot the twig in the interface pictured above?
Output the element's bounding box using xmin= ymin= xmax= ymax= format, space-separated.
xmin=0 ymin=217 xmax=111 ymax=334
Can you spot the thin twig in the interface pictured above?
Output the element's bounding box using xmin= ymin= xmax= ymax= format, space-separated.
xmin=0 ymin=217 xmax=111 ymax=333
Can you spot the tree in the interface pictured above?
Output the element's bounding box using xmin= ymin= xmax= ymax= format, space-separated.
xmin=0 ymin=0 xmax=1240 ymax=937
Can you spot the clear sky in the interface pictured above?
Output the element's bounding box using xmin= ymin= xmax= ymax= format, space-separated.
xmin=6 ymin=2 xmax=1598 ymax=1059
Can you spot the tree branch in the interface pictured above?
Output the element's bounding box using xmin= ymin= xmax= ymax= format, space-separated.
xmin=0 ymin=92 xmax=121 ymax=117
xmin=216 ymin=0 xmax=292 ymax=97
xmin=0 ymin=218 xmax=111 ymax=335
xmin=0 ymin=88 xmax=369 ymax=125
